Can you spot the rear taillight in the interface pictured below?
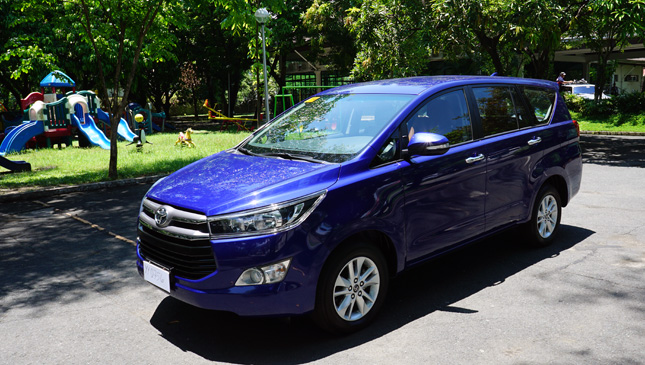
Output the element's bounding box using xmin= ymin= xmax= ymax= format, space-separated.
xmin=572 ymin=120 xmax=580 ymax=137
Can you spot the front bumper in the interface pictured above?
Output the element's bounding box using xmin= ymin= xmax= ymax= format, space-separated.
xmin=136 ymin=231 xmax=322 ymax=316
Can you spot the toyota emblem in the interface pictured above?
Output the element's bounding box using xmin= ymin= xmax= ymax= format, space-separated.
xmin=154 ymin=207 xmax=170 ymax=227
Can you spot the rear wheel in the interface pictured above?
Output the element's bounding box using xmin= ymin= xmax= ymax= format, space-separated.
xmin=313 ymin=242 xmax=389 ymax=334
xmin=526 ymin=184 xmax=562 ymax=246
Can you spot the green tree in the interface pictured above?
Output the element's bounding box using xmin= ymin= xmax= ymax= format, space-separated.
xmin=181 ymin=0 xmax=252 ymax=118
xmin=266 ymin=0 xmax=315 ymax=91
xmin=302 ymin=0 xmax=357 ymax=76
xmin=512 ymin=0 xmax=589 ymax=79
xmin=145 ymin=59 xmax=182 ymax=117
xmin=345 ymin=0 xmax=432 ymax=80
xmin=432 ymin=0 xmax=522 ymax=76
xmin=576 ymin=0 xmax=645 ymax=100
xmin=73 ymin=0 xmax=178 ymax=178
xmin=0 ymin=0 xmax=58 ymax=108
xmin=215 ymin=0 xmax=286 ymax=121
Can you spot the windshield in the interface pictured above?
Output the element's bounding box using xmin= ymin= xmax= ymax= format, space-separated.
xmin=241 ymin=93 xmax=414 ymax=163
xmin=571 ymin=85 xmax=595 ymax=94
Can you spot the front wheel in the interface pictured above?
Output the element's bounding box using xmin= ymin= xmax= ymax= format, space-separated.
xmin=526 ymin=184 xmax=562 ymax=247
xmin=313 ymin=242 xmax=389 ymax=334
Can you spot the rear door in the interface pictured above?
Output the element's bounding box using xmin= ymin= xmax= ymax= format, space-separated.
xmin=469 ymin=84 xmax=555 ymax=230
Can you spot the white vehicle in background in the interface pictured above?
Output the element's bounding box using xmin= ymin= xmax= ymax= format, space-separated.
xmin=563 ymin=83 xmax=610 ymax=99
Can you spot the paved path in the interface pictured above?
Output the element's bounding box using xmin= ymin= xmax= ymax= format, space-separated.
xmin=0 ymin=135 xmax=644 ymax=364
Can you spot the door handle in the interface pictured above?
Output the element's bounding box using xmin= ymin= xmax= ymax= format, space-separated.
xmin=466 ymin=154 xmax=485 ymax=164
xmin=528 ymin=137 xmax=542 ymax=145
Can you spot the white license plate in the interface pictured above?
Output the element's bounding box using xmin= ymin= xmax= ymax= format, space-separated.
xmin=143 ymin=260 xmax=171 ymax=292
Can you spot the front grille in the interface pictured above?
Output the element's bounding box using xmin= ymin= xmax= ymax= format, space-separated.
xmin=138 ymin=198 xmax=216 ymax=280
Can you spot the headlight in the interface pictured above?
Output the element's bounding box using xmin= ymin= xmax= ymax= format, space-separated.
xmin=208 ymin=191 xmax=326 ymax=238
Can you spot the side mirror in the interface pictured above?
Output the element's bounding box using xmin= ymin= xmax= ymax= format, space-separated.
xmin=407 ymin=132 xmax=450 ymax=156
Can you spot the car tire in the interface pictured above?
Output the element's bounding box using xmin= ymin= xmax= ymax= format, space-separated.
xmin=526 ymin=184 xmax=562 ymax=247
xmin=313 ymin=242 xmax=389 ymax=334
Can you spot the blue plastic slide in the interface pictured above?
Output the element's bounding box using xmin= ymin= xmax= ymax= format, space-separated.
xmin=0 ymin=121 xmax=45 ymax=156
xmin=71 ymin=114 xmax=110 ymax=149
xmin=96 ymin=108 xmax=136 ymax=142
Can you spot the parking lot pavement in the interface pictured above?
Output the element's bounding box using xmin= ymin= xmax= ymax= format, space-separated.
xmin=0 ymin=135 xmax=644 ymax=364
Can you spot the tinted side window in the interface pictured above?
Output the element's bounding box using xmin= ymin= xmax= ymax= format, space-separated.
xmin=407 ymin=89 xmax=472 ymax=145
xmin=473 ymin=86 xmax=520 ymax=136
xmin=522 ymin=87 xmax=556 ymax=124
xmin=511 ymin=87 xmax=534 ymax=129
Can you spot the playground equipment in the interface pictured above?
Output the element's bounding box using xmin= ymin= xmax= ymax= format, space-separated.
xmin=68 ymin=94 xmax=110 ymax=149
xmin=175 ymin=128 xmax=195 ymax=148
xmin=0 ymin=155 xmax=31 ymax=172
xmin=0 ymin=95 xmax=76 ymax=155
xmin=128 ymin=113 xmax=152 ymax=149
xmin=126 ymin=103 xmax=171 ymax=134
xmin=0 ymin=92 xmax=136 ymax=156
xmin=273 ymin=93 xmax=294 ymax=118
xmin=203 ymin=100 xmax=256 ymax=131
xmin=0 ymin=70 xmax=158 ymax=172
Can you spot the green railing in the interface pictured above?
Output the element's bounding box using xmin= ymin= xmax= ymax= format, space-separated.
xmin=45 ymin=98 xmax=71 ymax=129
xmin=78 ymin=90 xmax=99 ymax=114
xmin=273 ymin=85 xmax=341 ymax=117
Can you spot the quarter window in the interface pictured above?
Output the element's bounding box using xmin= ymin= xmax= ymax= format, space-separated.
xmin=407 ymin=89 xmax=472 ymax=145
xmin=522 ymin=87 xmax=556 ymax=124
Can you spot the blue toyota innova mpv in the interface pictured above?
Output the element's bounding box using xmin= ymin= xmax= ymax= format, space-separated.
xmin=137 ymin=76 xmax=582 ymax=333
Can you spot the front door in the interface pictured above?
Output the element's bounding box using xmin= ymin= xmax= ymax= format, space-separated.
xmin=402 ymin=89 xmax=487 ymax=263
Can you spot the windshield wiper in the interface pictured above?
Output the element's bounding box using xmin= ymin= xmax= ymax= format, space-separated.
xmin=261 ymin=152 xmax=327 ymax=164
xmin=236 ymin=147 xmax=261 ymax=156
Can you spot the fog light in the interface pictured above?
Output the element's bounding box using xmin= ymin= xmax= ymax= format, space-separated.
xmin=235 ymin=258 xmax=292 ymax=286
xmin=236 ymin=268 xmax=265 ymax=286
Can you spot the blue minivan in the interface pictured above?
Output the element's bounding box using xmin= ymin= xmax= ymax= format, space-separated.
xmin=137 ymin=76 xmax=582 ymax=333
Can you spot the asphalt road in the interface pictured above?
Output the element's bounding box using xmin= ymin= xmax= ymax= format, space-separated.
xmin=1 ymin=135 xmax=644 ymax=364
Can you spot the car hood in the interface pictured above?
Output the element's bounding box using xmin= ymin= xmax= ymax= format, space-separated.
xmin=146 ymin=150 xmax=340 ymax=216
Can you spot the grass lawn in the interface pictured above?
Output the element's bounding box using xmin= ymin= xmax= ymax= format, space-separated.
xmin=573 ymin=112 xmax=645 ymax=133
xmin=0 ymin=130 xmax=249 ymax=191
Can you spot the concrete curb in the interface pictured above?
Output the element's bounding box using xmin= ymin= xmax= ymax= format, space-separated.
xmin=0 ymin=174 xmax=166 ymax=203
xmin=581 ymin=131 xmax=645 ymax=136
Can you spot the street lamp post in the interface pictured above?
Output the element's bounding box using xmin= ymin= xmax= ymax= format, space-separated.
xmin=255 ymin=8 xmax=271 ymax=124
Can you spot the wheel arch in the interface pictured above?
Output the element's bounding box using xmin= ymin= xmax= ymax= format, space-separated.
xmin=318 ymin=229 xmax=399 ymax=286
xmin=543 ymin=174 xmax=569 ymax=207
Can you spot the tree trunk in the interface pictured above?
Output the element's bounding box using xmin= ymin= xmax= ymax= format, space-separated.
xmin=475 ymin=31 xmax=506 ymax=76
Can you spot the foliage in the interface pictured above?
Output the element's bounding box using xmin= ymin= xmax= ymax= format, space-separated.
xmin=73 ymin=0 xmax=179 ymax=179
xmin=563 ymin=93 xmax=587 ymax=113
xmin=265 ymin=0 xmax=315 ymax=90
xmin=574 ymin=0 xmax=645 ymax=101
xmin=180 ymin=62 xmax=202 ymax=118
xmin=346 ymin=0 xmax=432 ymax=80
xmin=565 ymin=91 xmax=645 ymax=118
xmin=611 ymin=92 xmax=645 ymax=114
xmin=431 ymin=0 xmax=523 ymax=76
xmin=0 ymin=0 xmax=59 ymax=107
xmin=582 ymin=99 xmax=615 ymax=117
xmin=510 ymin=0 xmax=590 ymax=79
xmin=301 ymin=0 xmax=358 ymax=75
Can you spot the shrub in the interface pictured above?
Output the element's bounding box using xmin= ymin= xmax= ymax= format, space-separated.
xmin=563 ymin=93 xmax=586 ymax=113
xmin=581 ymin=99 xmax=614 ymax=117
xmin=564 ymin=90 xmax=645 ymax=118
xmin=611 ymin=92 xmax=645 ymax=114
